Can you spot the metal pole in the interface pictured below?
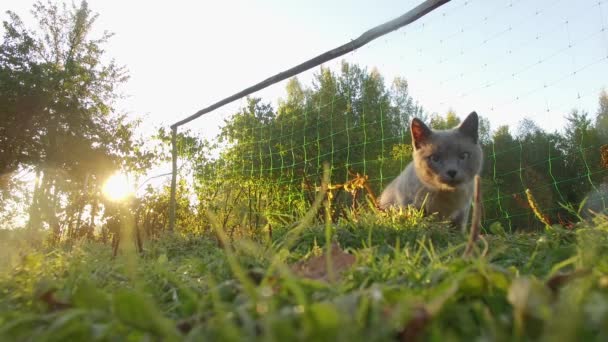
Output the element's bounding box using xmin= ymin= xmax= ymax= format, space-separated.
xmin=169 ymin=126 xmax=177 ymax=232
xmin=170 ymin=0 xmax=450 ymax=129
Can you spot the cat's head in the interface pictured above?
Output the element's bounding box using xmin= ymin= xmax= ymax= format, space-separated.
xmin=410 ymin=111 xmax=483 ymax=191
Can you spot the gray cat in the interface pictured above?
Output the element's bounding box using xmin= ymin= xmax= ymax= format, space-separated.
xmin=581 ymin=182 xmax=608 ymax=220
xmin=379 ymin=112 xmax=483 ymax=231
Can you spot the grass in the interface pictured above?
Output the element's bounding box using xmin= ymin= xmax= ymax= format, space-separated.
xmin=1 ymin=210 xmax=608 ymax=341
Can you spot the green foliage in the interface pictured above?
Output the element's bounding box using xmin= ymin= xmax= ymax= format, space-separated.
xmin=213 ymin=62 xmax=419 ymax=193
xmin=134 ymin=180 xmax=201 ymax=238
xmin=2 ymin=2 xmax=607 ymax=338
xmin=0 ymin=1 xmax=157 ymax=240
xmin=4 ymin=2 xmax=606 ymax=240
xmin=1 ymin=213 xmax=608 ymax=341
xmin=196 ymin=61 xmax=607 ymax=233
xmin=429 ymin=109 xmax=460 ymax=129
xmin=594 ymin=89 xmax=608 ymax=143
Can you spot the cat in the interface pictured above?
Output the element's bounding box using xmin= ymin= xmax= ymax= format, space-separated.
xmin=379 ymin=111 xmax=483 ymax=231
xmin=581 ymin=182 xmax=608 ymax=220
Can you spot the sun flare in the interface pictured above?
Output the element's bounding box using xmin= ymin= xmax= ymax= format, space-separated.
xmin=102 ymin=173 xmax=134 ymax=201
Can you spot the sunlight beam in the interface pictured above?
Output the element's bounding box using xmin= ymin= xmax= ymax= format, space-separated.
xmin=102 ymin=172 xmax=134 ymax=202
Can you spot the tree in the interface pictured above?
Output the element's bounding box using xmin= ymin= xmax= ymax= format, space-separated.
xmin=430 ymin=109 xmax=460 ymax=129
xmin=596 ymin=89 xmax=608 ymax=144
xmin=478 ymin=116 xmax=491 ymax=146
xmin=516 ymin=118 xmax=542 ymax=139
xmin=389 ymin=77 xmax=424 ymax=131
xmin=559 ymin=110 xmax=603 ymax=204
xmin=206 ymin=62 xmax=421 ymax=220
xmin=0 ymin=1 xmax=145 ymax=237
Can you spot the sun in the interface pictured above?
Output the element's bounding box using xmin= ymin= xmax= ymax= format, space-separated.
xmin=102 ymin=172 xmax=134 ymax=201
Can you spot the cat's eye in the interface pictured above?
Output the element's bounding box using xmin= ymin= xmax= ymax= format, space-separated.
xmin=459 ymin=152 xmax=470 ymax=160
xmin=429 ymin=154 xmax=440 ymax=162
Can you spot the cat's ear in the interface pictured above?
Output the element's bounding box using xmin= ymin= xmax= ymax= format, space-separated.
xmin=411 ymin=118 xmax=432 ymax=149
xmin=459 ymin=111 xmax=479 ymax=144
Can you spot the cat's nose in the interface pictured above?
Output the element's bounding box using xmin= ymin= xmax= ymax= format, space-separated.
xmin=447 ymin=170 xmax=457 ymax=178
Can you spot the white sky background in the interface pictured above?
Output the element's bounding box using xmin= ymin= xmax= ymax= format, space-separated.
xmin=3 ymin=0 xmax=608 ymax=183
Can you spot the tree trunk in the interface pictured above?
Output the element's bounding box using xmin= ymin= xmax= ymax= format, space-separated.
xmin=27 ymin=168 xmax=43 ymax=230
xmin=74 ymin=172 xmax=89 ymax=237
xmin=44 ymin=174 xmax=62 ymax=244
xmin=89 ymin=194 xmax=98 ymax=232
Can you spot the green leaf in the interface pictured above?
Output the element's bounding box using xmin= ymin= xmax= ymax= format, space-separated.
xmin=486 ymin=267 xmax=511 ymax=291
xmin=308 ymin=302 xmax=341 ymax=338
xmin=489 ymin=221 xmax=506 ymax=237
xmin=508 ymin=277 xmax=552 ymax=320
xmin=40 ymin=309 xmax=91 ymax=342
xmin=157 ymin=253 xmax=169 ymax=265
xmin=112 ymin=289 xmax=180 ymax=340
xmin=458 ymin=272 xmax=487 ymax=297
xmin=72 ymin=281 xmax=110 ymax=311
xmin=0 ymin=315 xmax=48 ymax=341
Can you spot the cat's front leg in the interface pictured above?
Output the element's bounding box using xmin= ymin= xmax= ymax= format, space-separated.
xmin=450 ymin=207 xmax=470 ymax=233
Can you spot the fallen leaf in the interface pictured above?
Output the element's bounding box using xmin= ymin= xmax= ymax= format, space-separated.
xmin=38 ymin=289 xmax=71 ymax=312
xmin=291 ymin=243 xmax=355 ymax=282
xmin=34 ymin=280 xmax=71 ymax=312
xmin=396 ymin=306 xmax=430 ymax=342
xmin=545 ymin=269 xmax=590 ymax=294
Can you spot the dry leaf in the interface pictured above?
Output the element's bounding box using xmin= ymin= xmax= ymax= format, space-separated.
xmin=396 ymin=306 xmax=431 ymax=342
xmin=546 ymin=269 xmax=590 ymax=294
xmin=38 ymin=289 xmax=72 ymax=311
xmin=291 ymin=242 xmax=355 ymax=282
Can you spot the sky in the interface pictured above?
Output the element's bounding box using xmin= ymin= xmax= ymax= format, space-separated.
xmin=3 ymin=0 xmax=608 ymax=176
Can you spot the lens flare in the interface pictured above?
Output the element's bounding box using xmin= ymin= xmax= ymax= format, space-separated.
xmin=102 ymin=173 xmax=134 ymax=201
